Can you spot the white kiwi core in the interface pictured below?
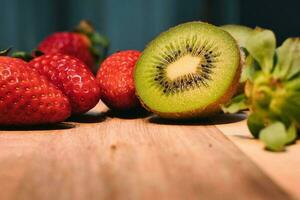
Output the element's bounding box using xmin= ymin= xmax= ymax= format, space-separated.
xmin=166 ymin=55 xmax=201 ymax=80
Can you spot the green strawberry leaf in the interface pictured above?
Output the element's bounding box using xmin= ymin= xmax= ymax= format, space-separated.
xmin=240 ymin=55 xmax=260 ymax=82
xmin=245 ymin=29 xmax=276 ymax=73
xmin=222 ymin=94 xmax=248 ymax=114
xmin=274 ymin=38 xmax=300 ymax=80
xmin=11 ymin=51 xmax=34 ymax=62
xmin=280 ymin=91 xmax=300 ymax=124
xmin=74 ymin=20 xmax=109 ymax=64
xmin=247 ymin=113 xmax=265 ymax=138
xmin=286 ymin=122 xmax=297 ymax=145
xmin=0 ymin=47 xmax=12 ymax=56
xmin=90 ymin=32 xmax=110 ymax=49
xmin=285 ymin=75 xmax=300 ymax=91
xmin=259 ymin=122 xmax=287 ymax=151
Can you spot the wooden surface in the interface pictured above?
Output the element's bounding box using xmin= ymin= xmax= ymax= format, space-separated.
xmin=0 ymin=102 xmax=299 ymax=200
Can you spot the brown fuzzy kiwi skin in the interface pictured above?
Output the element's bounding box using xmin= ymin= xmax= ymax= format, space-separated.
xmin=136 ymin=57 xmax=242 ymax=120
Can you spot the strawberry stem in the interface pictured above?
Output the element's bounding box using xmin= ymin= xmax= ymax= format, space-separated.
xmin=11 ymin=51 xmax=33 ymax=62
xmin=0 ymin=47 xmax=12 ymax=56
xmin=74 ymin=20 xmax=109 ymax=64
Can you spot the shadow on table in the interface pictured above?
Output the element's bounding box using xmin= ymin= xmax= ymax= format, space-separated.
xmin=233 ymin=133 xmax=300 ymax=141
xmin=104 ymin=109 xmax=151 ymax=120
xmin=67 ymin=112 xmax=107 ymax=123
xmin=148 ymin=112 xmax=247 ymax=126
xmin=0 ymin=122 xmax=76 ymax=131
xmin=232 ymin=135 xmax=255 ymax=140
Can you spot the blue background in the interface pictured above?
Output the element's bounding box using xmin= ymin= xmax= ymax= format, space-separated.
xmin=0 ymin=0 xmax=299 ymax=54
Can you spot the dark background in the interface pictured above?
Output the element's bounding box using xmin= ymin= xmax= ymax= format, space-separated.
xmin=0 ymin=0 xmax=299 ymax=54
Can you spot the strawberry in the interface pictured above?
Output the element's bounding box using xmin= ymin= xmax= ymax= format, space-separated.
xmin=0 ymin=57 xmax=71 ymax=126
xmin=29 ymin=53 xmax=100 ymax=115
xmin=37 ymin=20 xmax=109 ymax=73
xmin=38 ymin=32 xmax=94 ymax=68
xmin=96 ymin=50 xmax=141 ymax=111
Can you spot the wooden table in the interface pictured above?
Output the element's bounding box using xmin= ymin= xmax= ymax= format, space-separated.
xmin=0 ymin=102 xmax=299 ymax=200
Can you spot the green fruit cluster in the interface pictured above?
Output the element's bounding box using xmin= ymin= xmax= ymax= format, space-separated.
xmin=223 ymin=28 xmax=300 ymax=151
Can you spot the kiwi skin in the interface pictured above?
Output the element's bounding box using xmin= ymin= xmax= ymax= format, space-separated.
xmin=135 ymin=22 xmax=242 ymax=119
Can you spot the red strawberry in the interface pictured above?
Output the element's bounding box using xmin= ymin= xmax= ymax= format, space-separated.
xmin=96 ymin=50 xmax=141 ymax=111
xmin=0 ymin=57 xmax=71 ymax=125
xmin=29 ymin=53 xmax=100 ymax=114
xmin=37 ymin=21 xmax=109 ymax=73
xmin=38 ymin=32 xmax=94 ymax=67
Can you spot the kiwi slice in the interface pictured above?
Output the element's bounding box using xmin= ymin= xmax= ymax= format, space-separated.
xmin=221 ymin=25 xmax=255 ymax=94
xmin=134 ymin=22 xmax=241 ymax=119
xmin=221 ymin=24 xmax=254 ymax=48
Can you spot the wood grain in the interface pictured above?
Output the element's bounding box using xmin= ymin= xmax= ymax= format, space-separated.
xmin=0 ymin=103 xmax=294 ymax=200
xmin=216 ymin=114 xmax=300 ymax=200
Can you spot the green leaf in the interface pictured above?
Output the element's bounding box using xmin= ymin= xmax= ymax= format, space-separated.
xmin=11 ymin=51 xmax=34 ymax=62
xmin=274 ymin=38 xmax=300 ymax=80
xmin=285 ymin=76 xmax=300 ymax=91
xmin=74 ymin=20 xmax=109 ymax=63
xmin=220 ymin=25 xmax=254 ymax=48
xmin=240 ymin=55 xmax=260 ymax=82
xmin=89 ymin=32 xmax=110 ymax=63
xmin=222 ymin=94 xmax=248 ymax=114
xmin=259 ymin=122 xmax=287 ymax=151
xmin=280 ymin=91 xmax=300 ymax=124
xmin=286 ymin=122 xmax=297 ymax=145
xmin=245 ymin=29 xmax=276 ymax=73
xmin=90 ymin=32 xmax=110 ymax=48
xmin=0 ymin=47 xmax=12 ymax=56
xmin=247 ymin=113 xmax=265 ymax=138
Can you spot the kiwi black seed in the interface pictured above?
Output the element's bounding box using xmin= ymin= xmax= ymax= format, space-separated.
xmin=134 ymin=22 xmax=241 ymax=119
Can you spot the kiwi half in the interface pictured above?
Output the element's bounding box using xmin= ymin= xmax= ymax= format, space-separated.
xmin=221 ymin=24 xmax=254 ymax=94
xmin=220 ymin=24 xmax=254 ymax=47
xmin=134 ymin=22 xmax=241 ymax=119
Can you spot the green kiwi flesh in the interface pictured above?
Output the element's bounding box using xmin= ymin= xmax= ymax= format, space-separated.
xmin=134 ymin=22 xmax=241 ymax=119
xmin=221 ymin=24 xmax=254 ymax=47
